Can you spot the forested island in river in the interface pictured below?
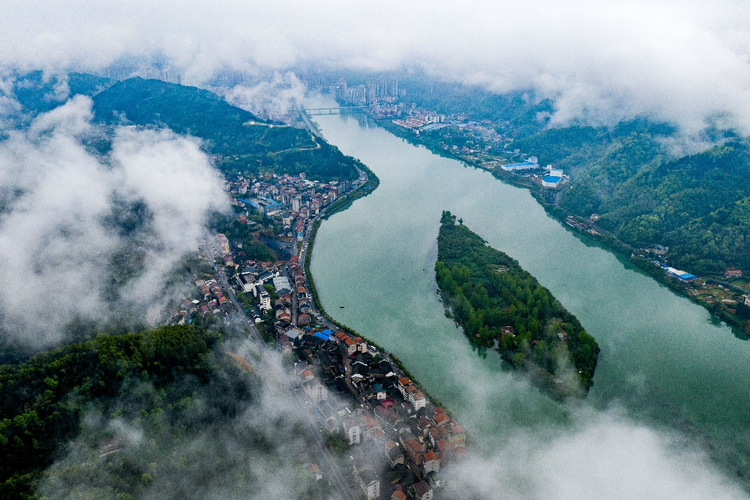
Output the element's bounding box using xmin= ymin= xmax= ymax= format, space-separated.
xmin=436 ymin=211 xmax=600 ymax=399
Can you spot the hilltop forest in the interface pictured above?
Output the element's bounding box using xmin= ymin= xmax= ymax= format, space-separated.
xmin=436 ymin=211 xmax=599 ymax=397
xmin=515 ymin=126 xmax=750 ymax=276
xmin=92 ymin=77 xmax=361 ymax=181
xmin=6 ymin=72 xmax=362 ymax=182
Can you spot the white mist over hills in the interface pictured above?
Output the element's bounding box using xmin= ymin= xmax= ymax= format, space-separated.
xmin=0 ymin=97 xmax=228 ymax=348
xmin=3 ymin=1 xmax=750 ymax=133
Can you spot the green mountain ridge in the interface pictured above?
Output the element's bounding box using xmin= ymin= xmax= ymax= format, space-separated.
xmin=518 ymin=124 xmax=750 ymax=275
xmin=91 ymin=77 xmax=360 ymax=181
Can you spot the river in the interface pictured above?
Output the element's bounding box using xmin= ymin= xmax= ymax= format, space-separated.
xmin=307 ymin=100 xmax=750 ymax=490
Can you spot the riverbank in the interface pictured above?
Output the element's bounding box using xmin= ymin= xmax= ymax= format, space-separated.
xmin=374 ymin=116 xmax=750 ymax=337
xmin=303 ymin=213 xmax=451 ymax=413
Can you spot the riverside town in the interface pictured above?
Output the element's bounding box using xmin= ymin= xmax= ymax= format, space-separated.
xmin=161 ymin=168 xmax=466 ymax=500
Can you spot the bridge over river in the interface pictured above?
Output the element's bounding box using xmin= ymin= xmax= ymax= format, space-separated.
xmin=302 ymin=105 xmax=372 ymax=116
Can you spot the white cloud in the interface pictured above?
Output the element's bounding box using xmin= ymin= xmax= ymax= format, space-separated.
xmin=0 ymin=1 xmax=750 ymax=132
xmin=221 ymin=71 xmax=306 ymax=120
xmin=448 ymin=409 xmax=748 ymax=499
xmin=0 ymin=97 xmax=228 ymax=348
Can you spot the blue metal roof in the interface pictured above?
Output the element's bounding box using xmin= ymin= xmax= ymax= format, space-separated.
xmin=237 ymin=199 xmax=259 ymax=208
xmin=260 ymin=196 xmax=282 ymax=206
xmin=314 ymin=332 xmax=329 ymax=341
xmin=543 ymin=176 xmax=561 ymax=182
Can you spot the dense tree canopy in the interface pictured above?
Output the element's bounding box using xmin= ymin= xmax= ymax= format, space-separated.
xmin=0 ymin=325 xmax=220 ymax=498
xmin=510 ymin=118 xmax=750 ymax=275
xmin=436 ymin=211 xmax=599 ymax=397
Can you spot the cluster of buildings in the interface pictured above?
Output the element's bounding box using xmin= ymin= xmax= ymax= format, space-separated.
xmin=393 ymin=114 xmax=445 ymax=131
xmin=279 ymin=322 xmax=467 ymax=499
xmin=658 ymin=263 xmax=697 ymax=282
xmin=181 ymin=142 xmax=468 ymax=498
xmin=500 ymin=156 xmax=540 ymax=172
xmin=227 ymin=173 xmax=357 ymax=242
xmin=164 ymin=276 xmax=232 ymax=326
xmin=334 ymin=76 xmax=404 ymax=106
xmin=499 ymin=158 xmax=566 ymax=188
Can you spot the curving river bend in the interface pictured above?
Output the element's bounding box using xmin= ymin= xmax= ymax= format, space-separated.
xmin=308 ymin=99 xmax=750 ymax=492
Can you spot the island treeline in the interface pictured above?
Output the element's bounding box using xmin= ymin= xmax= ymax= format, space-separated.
xmin=436 ymin=211 xmax=599 ymax=397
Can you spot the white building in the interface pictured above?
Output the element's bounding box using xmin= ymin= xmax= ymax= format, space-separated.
xmin=238 ymin=273 xmax=256 ymax=293
xmin=258 ymin=289 xmax=272 ymax=311
xmin=343 ymin=417 xmax=361 ymax=445
xmin=306 ymin=381 xmax=328 ymax=404
xmin=357 ymin=468 xmax=380 ymax=500
xmin=410 ymin=390 xmax=427 ymax=410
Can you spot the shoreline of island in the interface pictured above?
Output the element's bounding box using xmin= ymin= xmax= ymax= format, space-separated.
xmin=371 ymin=116 xmax=750 ymax=338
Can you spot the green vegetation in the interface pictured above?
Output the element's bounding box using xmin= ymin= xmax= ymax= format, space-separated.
xmin=500 ymin=118 xmax=750 ymax=277
xmin=515 ymin=122 xmax=750 ymax=276
xmin=210 ymin=209 xmax=276 ymax=262
xmin=0 ymin=324 xmax=327 ymax=499
xmin=586 ymin=140 xmax=750 ymax=275
xmin=11 ymin=71 xmax=112 ymax=116
xmin=436 ymin=211 xmax=599 ymax=397
xmin=0 ymin=325 xmax=220 ymax=498
xmin=92 ymin=77 xmax=360 ymax=181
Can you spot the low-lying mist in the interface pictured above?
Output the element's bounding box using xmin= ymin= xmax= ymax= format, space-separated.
xmin=34 ymin=337 xmax=332 ymax=500
xmin=0 ymin=95 xmax=228 ymax=351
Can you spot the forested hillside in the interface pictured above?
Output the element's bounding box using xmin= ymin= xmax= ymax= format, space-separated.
xmin=589 ymin=140 xmax=750 ymax=274
xmin=515 ymin=120 xmax=750 ymax=275
xmin=436 ymin=211 xmax=599 ymax=397
xmin=482 ymin=101 xmax=750 ymax=276
xmin=0 ymin=325 xmax=219 ymax=497
xmin=0 ymin=324 xmax=324 ymax=500
xmin=10 ymin=71 xmax=113 ymax=115
xmin=92 ymin=77 xmax=359 ymax=181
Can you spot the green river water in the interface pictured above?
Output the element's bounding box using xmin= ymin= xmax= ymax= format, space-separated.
xmin=308 ymin=102 xmax=750 ymax=488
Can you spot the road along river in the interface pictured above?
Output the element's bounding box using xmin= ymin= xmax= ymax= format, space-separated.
xmin=308 ymin=99 xmax=750 ymax=494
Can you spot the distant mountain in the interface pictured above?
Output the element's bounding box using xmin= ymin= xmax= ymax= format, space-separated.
xmin=402 ymin=77 xmax=553 ymax=137
xmin=91 ymin=77 xmax=359 ymax=181
xmin=4 ymin=71 xmax=112 ymax=118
